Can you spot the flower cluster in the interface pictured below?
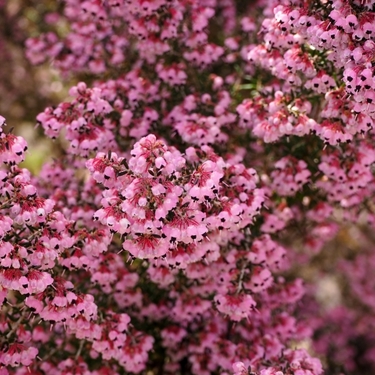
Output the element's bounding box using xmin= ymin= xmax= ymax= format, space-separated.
xmin=87 ymin=134 xmax=264 ymax=265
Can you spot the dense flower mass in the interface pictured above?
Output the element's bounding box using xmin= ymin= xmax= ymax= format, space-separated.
xmin=2 ymin=0 xmax=375 ymax=374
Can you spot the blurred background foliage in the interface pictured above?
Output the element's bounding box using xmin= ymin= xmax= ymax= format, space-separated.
xmin=0 ymin=0 xmax=71 ymax=173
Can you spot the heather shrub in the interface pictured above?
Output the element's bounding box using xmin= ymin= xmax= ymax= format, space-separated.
xmin=1 ymin=1 xmax=375 ymax=374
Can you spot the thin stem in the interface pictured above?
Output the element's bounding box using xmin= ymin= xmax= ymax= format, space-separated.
xmin=75 ymin=340 xmax=85 ymax=360
xmin=236 ymin=262 xmax=248 ymax=295
xmin=6 ymin=311 xmax=27 ymax=339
